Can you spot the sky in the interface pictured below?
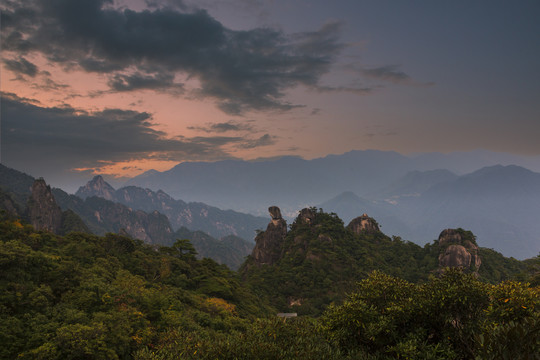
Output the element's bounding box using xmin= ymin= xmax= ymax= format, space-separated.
xmin=1 ymin=0 xmax=540 ymax=190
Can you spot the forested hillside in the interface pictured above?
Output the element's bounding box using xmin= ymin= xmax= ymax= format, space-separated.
xmin=1 ymin=211 xmax=539 ymax=359
xmin=0 ymin=214 xmax=271 ymax=359
xmin=241 ymin=208 xmax=528 ymax=315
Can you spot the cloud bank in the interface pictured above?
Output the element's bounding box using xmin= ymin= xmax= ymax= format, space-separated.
xmin=0 ymin=93 xmax=275 ymax=174
xmin=2 ymin=0 xmax=348 ymax=114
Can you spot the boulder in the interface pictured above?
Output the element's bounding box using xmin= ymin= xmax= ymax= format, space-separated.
xmin=298 ymin=208 xmax=316 ymax=224
xmin=437 ymin=228 xmax=481 ymax=273
xmin=347 ymin=213 xmax=380 ymax=234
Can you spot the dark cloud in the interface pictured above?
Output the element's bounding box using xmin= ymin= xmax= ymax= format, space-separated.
xmin=107 ymin=72 xmax=184 ymax=93
xmin=188 ymin=120 xmax=255 ymax=133
xmin=188 ymin=135 xmax=244 ymax=146
xmin=1 ymin=93 xmax=279 ymax=176
xmin=1 ymin=0 xmax=345 ymax=114
xmin=361 ymin=65 xmax=411 ymax=84
xmin=121 ymin=165 xmax=143 ymax=171
xmin=31 ymin=77 xmax=70 ymax=92
xmin=0 ymin=93 xmax=231 ymax=172
xmin=145 ymin=0 xmax=187 ymax=11
xmin=363 ymin=125 xmax=398 ymax=140
xmin=344 ymin=64 xmax=434 ymax=87
xmin=2 ymin=56 xmax=38 ymax=77
xmin=237 ymin=134 xmax=276 ymax=149
xmin=315 ymin=85 xmax=374 ymax=95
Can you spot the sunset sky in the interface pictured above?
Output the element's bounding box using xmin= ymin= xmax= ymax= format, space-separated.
xmin=1 ymin=0 xmax=539 ymax=189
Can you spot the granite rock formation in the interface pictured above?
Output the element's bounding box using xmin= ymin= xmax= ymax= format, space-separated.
xmin=26 ymin=179 xmax=63 ymax=233
xmin=298 ymin=207 xmax=316 ymax=225
xmin=437 ymin=228 xmax=481 ymax=273
xmin=251 ymin=206 xmax=288 ymax=265
xmin=347 ymin=213 xmax=380 ymax=234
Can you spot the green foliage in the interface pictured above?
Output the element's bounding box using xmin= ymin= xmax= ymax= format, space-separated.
xmin=2 ymin=213 xmax=537 ymax=359
xmin=321 ymin=269 xmax=540 ymax=359
xmin=478 ymin=247 xmax=527 ymax=283
xmin=60 ymin=209 xmax=91 ymax=235
xmin=242 ymin=209 xmax=440 ymax=315
xmin=242 ymin=209 xmax=529 ymax=317
xmin=174 ymin=227 xmax=253 ymax=271
xmin=0 ymin=218 xmax=269 ymax=359
xmin=521 ymin=254 xmax=540 ymax=286
xmin=454 ymin=228 xmax=478 ymax=246
xmin=133 ymin=318 xmax=380 ymax=360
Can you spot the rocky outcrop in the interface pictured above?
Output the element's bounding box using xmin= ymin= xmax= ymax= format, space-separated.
xmin=298 ymin=207 xmax=316 ymax=224
xmin=27 ymin=179 xmax=63 ymax=233
xmin=76 ymin=175 xmax=116 ymax=201
xmin=437 ymin=228 xmax=481 ymax=273
xmin=251 ymin=206 xmax=288 ymax=265
xmin=347 ymin=213 xmax=380 ymax=234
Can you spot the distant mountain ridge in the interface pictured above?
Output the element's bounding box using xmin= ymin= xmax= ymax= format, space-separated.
xmin=125 ymin=149 xmax=540 ymax=217
xmin=319 ymin=165 xmax=540 ymax=259
xmin=123 ymin=151 xmax=540 ymax=259
xmin=76 ymin=175 xmax=268 ymax=241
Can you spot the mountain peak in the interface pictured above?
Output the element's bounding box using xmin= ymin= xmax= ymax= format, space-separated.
xmin=76 ymin=175 xmax=116 ymax=200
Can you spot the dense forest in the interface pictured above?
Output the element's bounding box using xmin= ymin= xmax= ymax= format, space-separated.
xmin=1 ymin=208 xmax=539 ymax=359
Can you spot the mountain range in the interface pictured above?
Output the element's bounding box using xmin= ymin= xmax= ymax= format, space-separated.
xmin=2 ymin=148 xmax=539 ymax=260
xmin=125 ymin=150 xmax=540 ymax=218
xmin=320 ymin=165 xmax=540 ymax=259
xmin=75 ymin=175 xmax=267 ymax=241
xmin=0 ymin=165 xmax=254 ymax=269
xmin=124 ymin=151 xmax=540 ymax=259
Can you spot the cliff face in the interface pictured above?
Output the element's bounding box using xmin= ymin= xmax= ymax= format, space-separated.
xmin=347 ymin=213 xmax=380 ymax=234
xmin=27 ymin=179 xmax=63 ymax=233
xmin=251 ymin=206 xmax=287 ymax=265
xmin=437 ymin=228 xmax=481 ymax=273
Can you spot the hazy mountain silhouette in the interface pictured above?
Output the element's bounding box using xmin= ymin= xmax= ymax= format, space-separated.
xmin=319 ymin=165 xmax=540 ymax=259
xmin=126 ymin=150 xmax=539 ymax=217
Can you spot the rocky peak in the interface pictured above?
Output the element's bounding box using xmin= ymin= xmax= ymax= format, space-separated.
xmin=269 ymin=206 xmax=283 ymax=225
xmin=251 ymin=206 xmax=288 ymax=265
xmin=347 ymin=213 xmax=380 ymax=234
xmin=437 ymin=228 xmax=481 ymax=273
xmin=27 ymin=178 xmax=63 ymax=233
xmin=76 ymin=175 xmax=116 ymax=201
xmin=298 ymin=207 xmax=316 ymax=224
